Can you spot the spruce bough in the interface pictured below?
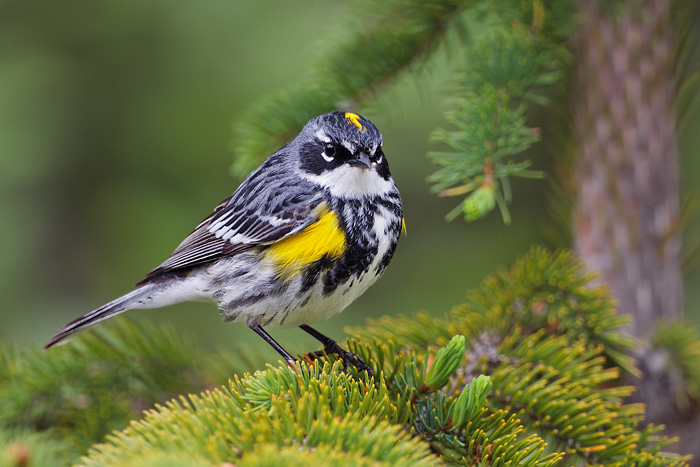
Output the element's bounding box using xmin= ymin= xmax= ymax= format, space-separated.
xmin=0 ymin=247 xmax=692 ymax=466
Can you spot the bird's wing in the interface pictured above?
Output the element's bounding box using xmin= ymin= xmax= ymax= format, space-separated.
xmin=136 ymin=175 xmax=323 ymax=285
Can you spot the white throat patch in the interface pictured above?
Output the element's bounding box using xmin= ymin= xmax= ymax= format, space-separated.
xmin=301 ymin=166 xmax=394 ymax=199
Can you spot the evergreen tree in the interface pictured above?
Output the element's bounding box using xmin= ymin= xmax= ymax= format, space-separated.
xmin=1 ymin=248 xmax=694 ymax=465
xmin=2 ymin=0 xmax=699 ymax=465
xmin=230 ymin=0 xmax=700 ymax=459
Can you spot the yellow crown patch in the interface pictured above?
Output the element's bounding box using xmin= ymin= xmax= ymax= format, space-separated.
xmin=344 ymin=112 xmax=364 ymax=131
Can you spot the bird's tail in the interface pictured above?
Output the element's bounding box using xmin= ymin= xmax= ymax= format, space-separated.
xmin=44 ymin=283 xmax=161 ymax=349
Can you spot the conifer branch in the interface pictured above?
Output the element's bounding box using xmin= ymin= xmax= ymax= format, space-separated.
xmin=428 ymin=0 xmax=575 ymax=224
xmin=0 ymin=319 xmax=244 ymax=461
xmin=231 ymin=0 xmax=469 ymax=177
xmin=2 ymin=247 xmax=693 ymax=465
xmin=231 ymin=0 xmax=580 ymax=226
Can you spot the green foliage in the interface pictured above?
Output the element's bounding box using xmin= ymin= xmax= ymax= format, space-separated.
xmin=231 ymin=0 xmax=467 ymax=177
xmin=0 ymin=429 xmax=73 ymax=467
xmin=20 ymin=264 xmax=687 ymax=466
xmin=460 ymin=246 xmax=640 ymax=375
xmin=352 ymin=247 xmax=638 ymax=374
xmin=0 ymin=319 xmax=244 ymax=461
xmin=82 ymin=329 xmax=565 ymax=467
xmin=428 ymin=83 xmax=542 ymax=223
xmin=448 ymin=374 xmax=492 ymax=428
xmin=349 ymin=247 xmax=688 ymax=466
xmin=3 ymin=0 xmax=699 ymax=464
xmin=651 ymin=322 xmax=700 ymax=409
xmin=428 ymin=1 xmax=573 ymax=224
xmin=2 ymin=247 xmax=695 ymax=466
xmin=83 ymin=360 xmax=439 ymax=467
xmin=231 ymin=0 xmax=575 ymax=223
xmin=424 ymin=335 xmax=466 ymax=390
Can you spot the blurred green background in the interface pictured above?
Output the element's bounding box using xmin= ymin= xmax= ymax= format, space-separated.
xmin=1 ymin=0 xmax=698 ymax=364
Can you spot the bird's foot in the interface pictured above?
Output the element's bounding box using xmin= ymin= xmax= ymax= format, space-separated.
xmin=307 ymin=342 xmax=373 ymax=378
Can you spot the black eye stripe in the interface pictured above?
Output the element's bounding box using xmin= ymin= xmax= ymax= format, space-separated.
xmin=339 ymin=145 xmax=352 ymax=160
xmin=321 ymin=142 xmax=352 ymax=163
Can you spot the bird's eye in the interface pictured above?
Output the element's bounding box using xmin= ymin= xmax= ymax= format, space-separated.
xmin=322 ymin=143 xmax=336 ymax=162
xmin=375 ymin=147 xmax=383 ymax=165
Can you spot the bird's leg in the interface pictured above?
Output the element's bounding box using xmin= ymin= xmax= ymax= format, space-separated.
xmin=251 ymin=325 xmax=296 ymax=366
xmin=299 ymin=324 xmax=373 ymax=377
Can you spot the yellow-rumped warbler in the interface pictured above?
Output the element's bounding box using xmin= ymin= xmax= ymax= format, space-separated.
xmin=45 ymin=111 xmax=403 ymax=374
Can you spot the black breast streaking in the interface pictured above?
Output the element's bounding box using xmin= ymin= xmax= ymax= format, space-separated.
xmin=296 ymin=192 xmax=403 ymax=297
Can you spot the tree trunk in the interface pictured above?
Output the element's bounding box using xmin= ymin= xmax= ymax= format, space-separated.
xmin=572 ymin=0 xmax=681 ymax=340
xmin=571 ymin=0 xmax=696 ymax=459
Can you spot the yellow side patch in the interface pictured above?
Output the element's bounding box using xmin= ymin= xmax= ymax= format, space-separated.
xmin=402 ymin=217 xmax=407 ymax=236
xmin=267 ymin=205 xmax=346 ymax=280
xmin=345 ymin=112 xmax=364 ymax=131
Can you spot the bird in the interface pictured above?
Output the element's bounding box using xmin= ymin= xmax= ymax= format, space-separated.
xmin=44 ymin=111 xmax=403 ymax=375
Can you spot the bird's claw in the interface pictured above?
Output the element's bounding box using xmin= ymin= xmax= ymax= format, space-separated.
xmin=307 ymin=342 xmax=373 ymax=378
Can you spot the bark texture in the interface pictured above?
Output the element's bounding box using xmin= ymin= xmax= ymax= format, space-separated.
xmin=572 ymin=0 xmax=682 ymax=339
xmin=572 ymin=0 xmax=698 ymax=460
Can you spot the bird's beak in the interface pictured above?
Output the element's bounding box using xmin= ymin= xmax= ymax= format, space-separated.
xmin=349 ymin=152 xmax=375 ymax=170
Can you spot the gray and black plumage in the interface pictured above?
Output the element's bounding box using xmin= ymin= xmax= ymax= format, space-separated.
xmin=45 ymin=111 xmax=403 ymax=373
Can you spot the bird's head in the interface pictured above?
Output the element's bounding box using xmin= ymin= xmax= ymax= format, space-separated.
xmin=294 ymin=111 xmax=394 ymax=198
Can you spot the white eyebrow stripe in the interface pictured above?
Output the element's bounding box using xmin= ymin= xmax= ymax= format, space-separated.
xmin=315 ymin=129 xmax=331 ymax=143
xmin=341 ymin=140 xmax=356 ymax=153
